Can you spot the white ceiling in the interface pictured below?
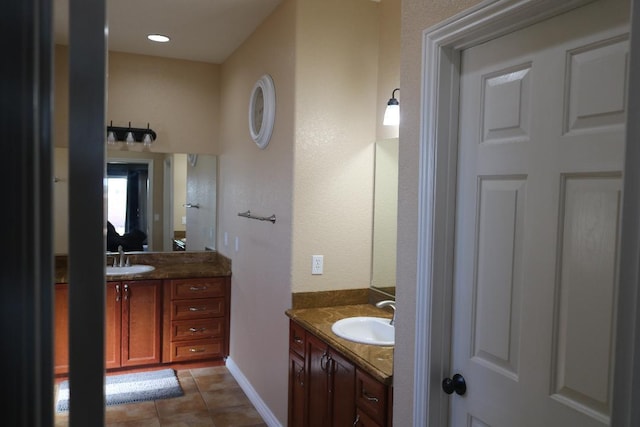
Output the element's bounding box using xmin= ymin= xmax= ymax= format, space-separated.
xmin=54 ymin=0 xmax=283 ymax=64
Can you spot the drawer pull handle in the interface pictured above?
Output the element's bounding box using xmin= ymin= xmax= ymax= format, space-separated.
xmin=353 ymin=414 xmax=360 ymax=427
xmin=320 ymin=352 xmax=332 ymax=372
xmin=296 ymin=366 xmax=304 ymax=387
xmin=189 ymin=307 xmax=207 ymax=312
xmin=362 ymin=389 xmax=379 ymax=403
xmin=189 ymin=348 xmax=206 ymax=353
xmin=293 ymin=336 xmax=303 ymax=344
xmin=189 ymin=327 xmax=208 ymax=333
xmin=189 ymin=286 xmax=208 ymax=291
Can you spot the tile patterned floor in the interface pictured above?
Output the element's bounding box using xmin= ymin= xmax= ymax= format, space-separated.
xmin=54 ymin=366 xmax=267 ymax=427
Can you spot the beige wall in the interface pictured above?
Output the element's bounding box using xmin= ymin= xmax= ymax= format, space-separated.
xmin=54 ymin=45 xmax=220 ymax=154
xmin=107 ymin=52 xmax=221 ymax=154
xmin=217 ymin=0 xmax=398 ymax=423
xmin=291 ymin=0 xmax=380 ymax=293
xmin=394 ymin=1 xmax=483 ymax=425
xmin=376 ymin=0 xmax=401 ymax=140
xmin=217 ymin=0 xmax=296 ymax=422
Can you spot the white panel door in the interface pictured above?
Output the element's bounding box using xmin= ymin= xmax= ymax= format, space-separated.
xmin=451 ymin=1 xmax=629 ymax=426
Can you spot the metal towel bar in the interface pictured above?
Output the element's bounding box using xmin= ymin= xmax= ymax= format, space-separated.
xmin=237 ymin=210 xmax=276 ymax=224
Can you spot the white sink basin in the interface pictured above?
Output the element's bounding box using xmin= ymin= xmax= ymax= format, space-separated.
xmin=106 ymin=265 xmax=155 ymax=276
xmin=331 ymin=316 xmax=394 ymax=346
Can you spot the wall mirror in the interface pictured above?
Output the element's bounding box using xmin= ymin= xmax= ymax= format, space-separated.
xmin=54 ymin=147 xmax=217 ymax=254
xmin=370 ymin=138 xmax=398 ymax=298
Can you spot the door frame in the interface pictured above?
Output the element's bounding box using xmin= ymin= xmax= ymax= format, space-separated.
xmin=413 ymin=0 xmax=638 ymax=425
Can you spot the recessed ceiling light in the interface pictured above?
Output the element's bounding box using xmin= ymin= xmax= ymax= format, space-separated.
xmin=147 ymin=34 xmax=170 ymax=43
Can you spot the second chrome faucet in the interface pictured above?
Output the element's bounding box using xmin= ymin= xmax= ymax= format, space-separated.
xmin=376 ymin=300 xmax=396 ymax=326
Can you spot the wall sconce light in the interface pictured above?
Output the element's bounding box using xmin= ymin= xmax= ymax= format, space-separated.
xmin=383 ymin=88 xmax=400 ymax=126
xmin=106 ymin=121 xmax=157 ymax=145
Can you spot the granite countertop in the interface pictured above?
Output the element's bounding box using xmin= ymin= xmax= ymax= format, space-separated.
xmin=286 ymin=304 xmax=394 ymax=385
xmin=55 ymin=251 xmax=231 ymax=283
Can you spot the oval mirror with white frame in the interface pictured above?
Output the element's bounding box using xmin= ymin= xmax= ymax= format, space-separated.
xmin=248 ymin=74 xmax=276 ymax=149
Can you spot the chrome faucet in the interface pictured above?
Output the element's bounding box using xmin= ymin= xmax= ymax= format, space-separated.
xmin=118 ymin=245 xmax=126 ymax=267
xmin=376 ymin=300 xmax=396 ymax=326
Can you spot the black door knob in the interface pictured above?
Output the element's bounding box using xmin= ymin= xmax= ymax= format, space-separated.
xmin=442 ymin=373 xmax=466 ymax=396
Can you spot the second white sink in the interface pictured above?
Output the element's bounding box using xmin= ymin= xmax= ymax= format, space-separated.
xmin=106 ymin=265 xmax=155 ymax=276
xmin=331 ymin=316 xmax=394 ymax=346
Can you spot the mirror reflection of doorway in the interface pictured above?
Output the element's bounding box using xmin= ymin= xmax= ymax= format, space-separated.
xmin=107 ymin=162 xmax=150 ymax=250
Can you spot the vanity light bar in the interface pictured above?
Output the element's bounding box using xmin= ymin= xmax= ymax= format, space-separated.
xmin=106 ymin=121 xmax=157 ymax=143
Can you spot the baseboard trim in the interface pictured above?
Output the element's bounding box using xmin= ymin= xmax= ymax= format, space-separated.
xmin=226 ymin=357 xmax=283 ymax=427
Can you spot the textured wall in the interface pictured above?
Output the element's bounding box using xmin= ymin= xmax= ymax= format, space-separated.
xmin=394 ymin=1 xmax=490 ymax=425
xmin=217 ymin=0 xmax=296 ymax=422
xmin=376 ymin=0 xmax=401 ymax=140
xmin=54 ymin=45 xmax=221 ymax=155
xmin=291 ymin=0 xmax=380 ymax=293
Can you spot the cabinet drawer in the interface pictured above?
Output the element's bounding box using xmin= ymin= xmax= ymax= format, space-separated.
xmin=289 ymin=320 xmax=306 ymax=358
xmin=171 ymin=298 xmax=225 ymax=320
xmin=356 ymin=369 xmax=388 ymax=426
xmin=170 ymin=339 xmax=224 ymax=361
xmin=171 ymin=318 xmax=223 ymax=341
xmin=170 ymin=277 xmax=226 ymax=299
xmin=355 ymin=408 xmax=384 ymax=427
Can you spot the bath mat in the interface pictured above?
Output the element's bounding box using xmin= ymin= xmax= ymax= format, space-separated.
xmin=55 ymin=368 xmax=183 ymax=412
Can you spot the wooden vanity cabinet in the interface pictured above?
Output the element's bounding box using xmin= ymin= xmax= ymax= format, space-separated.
xmin=107 ymin=280 xmax=162 ymax=368
xmin=55 ymin=280 xmax=162 ymax=375
xmin=162 ymin=277 xmax=231 ymax=363
xmin=54 ymin=284 xmax=69 ymax=375
xmin=288 ymin=320 xmax=393 ymax=427
xmin=354 ymin=368 xmax=392 ymax=427
xmin=307 ymin=332 xmax=356 ymax=426
xmin=288 ymin=321 xmax=307 ymax=427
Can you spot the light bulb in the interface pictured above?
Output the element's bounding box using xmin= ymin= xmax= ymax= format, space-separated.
xmin=383 ymin=104 xmax=400 ymax=126
xmin=383 ymin=88 xmax=400 ymax=126
xmin=126 ymin=131 xmax=135 ymax=145
xmin=143 ymin=133 xmax=152 ymax=147
xmin=107 ymin=131 xmax=116 ymax=145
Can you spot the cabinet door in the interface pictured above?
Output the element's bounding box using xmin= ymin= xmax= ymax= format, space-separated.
xmin=121 ymin=280 xmax=161 ymax=367
xmin=306 ymin=334 xmax=330 ymax=427
xmin=54 ymin=284 xmax=69 ymax=375
xmin=329 ymin=349 xmax=356 ymax=426
xmin=105 ymin=282 xmax=122 ymax=369
xmin=288 ymin=351 xmax=306 ymax=427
